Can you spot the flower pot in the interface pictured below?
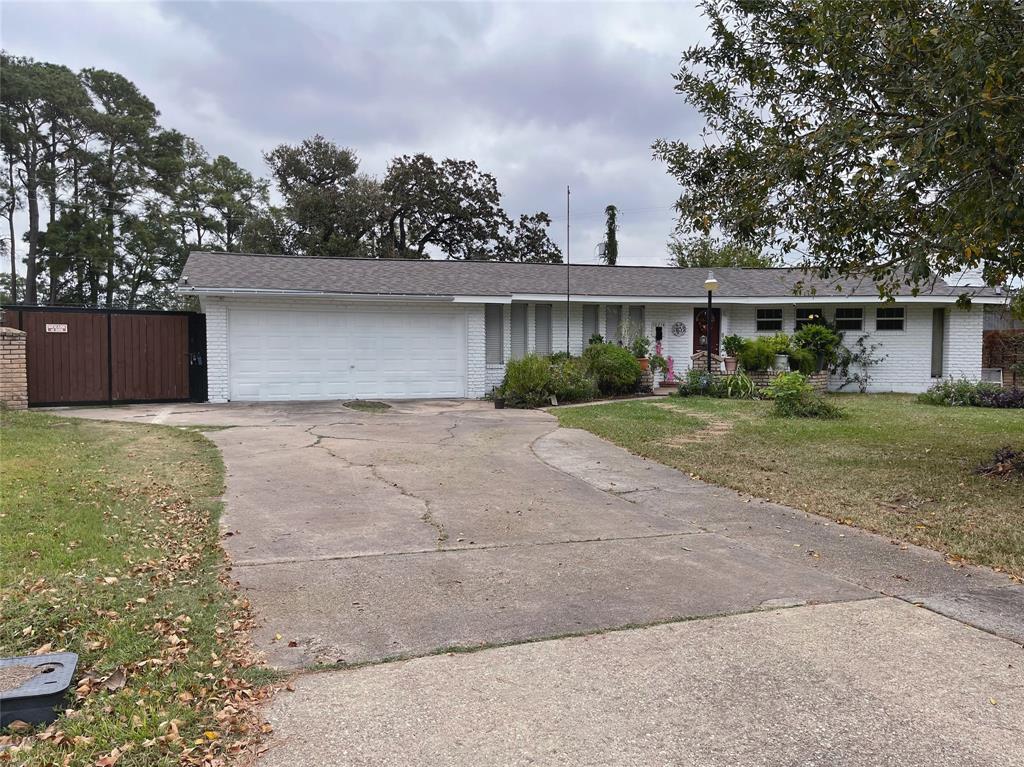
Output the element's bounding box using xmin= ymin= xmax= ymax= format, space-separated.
xmin=724 ymin=356 xmax=737 ymax=373
xmin=638 ymin=357 xmax=650 ymax=371
xmin=815 ymin=351 xmax=826 ymax=372
xmin=774 ymin=354 xmax=789 ymax=371
xmin=493 ymin=398 xmax=505 ymax=409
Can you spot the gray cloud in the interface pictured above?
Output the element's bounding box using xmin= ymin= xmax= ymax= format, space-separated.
xmin=2 ymin=0 xmax=710 ymax=265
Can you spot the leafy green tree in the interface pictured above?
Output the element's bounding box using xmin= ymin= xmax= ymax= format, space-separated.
xmin=239 ymin=205 xmax=296 ymax=257
xmin=603 ymin=205 xmax=618 ymax=265
xmin=79 ymin=67 xmax=167 ymax=306
xmin=166 ymin=137 xmax=220 ymax=251
xmin=653 ymin=0 xmax=1024 ymax=311
xmin=382 ymin=154 xmax=505 ymax=259
xmin=668 ymin=234 xmax=779 ymax=268
xmin=207 ymin=155 xmax=269 ymax=251
xmin=261 ymin=134 xmax=366 ymax=258
xmin=497 ymin=212 xmax=562 ymax=263
xmin=1 ymin=53 xmax=91 ymax=303
xmin=0 ymin=154 xmax=21 ymax=302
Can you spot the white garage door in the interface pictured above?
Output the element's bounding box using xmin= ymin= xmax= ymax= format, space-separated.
xmin=228 ymin=306 xmax=467 ymax=401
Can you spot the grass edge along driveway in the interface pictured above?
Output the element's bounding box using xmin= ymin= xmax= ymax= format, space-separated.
xmin=0 ymin=410 xmax=274 ymax=767
xmin=554 ymin=394 xmax=1024 ymax=579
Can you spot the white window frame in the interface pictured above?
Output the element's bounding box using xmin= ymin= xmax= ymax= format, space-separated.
xmin=833 ymin=307 xmax=863 ymax=331
xmin=756 ymin=308 xmax=783 ymax=332
xmin=875 ymin=306 xmax=905 ymax=332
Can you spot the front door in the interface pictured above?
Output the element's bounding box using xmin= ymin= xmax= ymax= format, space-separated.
xmin=693 ymin=308 xmax=721 ymax=355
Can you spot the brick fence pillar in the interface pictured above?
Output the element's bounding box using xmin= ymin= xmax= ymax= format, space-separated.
xmin=0 ymin=326 xmax=28 ymax=410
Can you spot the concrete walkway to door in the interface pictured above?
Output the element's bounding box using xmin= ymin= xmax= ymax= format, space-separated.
xmin=56 ymin=399 xmax=1024 ymax=766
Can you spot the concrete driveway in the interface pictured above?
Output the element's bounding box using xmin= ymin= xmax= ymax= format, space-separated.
xmin=58 ymin=399 xmax=1024 ymax=766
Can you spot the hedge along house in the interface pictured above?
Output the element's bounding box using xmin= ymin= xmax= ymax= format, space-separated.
xmin=178 ymin=251 xmax=1005 ymax=402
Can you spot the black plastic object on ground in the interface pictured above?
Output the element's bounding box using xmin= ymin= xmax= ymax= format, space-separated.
xmin=0 ymin=652 xmax=78 ymax=727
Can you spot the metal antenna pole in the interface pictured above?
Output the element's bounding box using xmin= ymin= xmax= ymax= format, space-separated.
xmin=566 ymin=185 xmax=571 ymax=354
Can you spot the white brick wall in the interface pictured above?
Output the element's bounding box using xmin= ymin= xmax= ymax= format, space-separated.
xmin=466 ymin=304 xmax=487 ymax=398
xmin=200 ymin=297 xmax=230 ymax=403
xmin=945 ymin=305 xmax=984 ymax=382
xmin=645 ymin=304 xmax=698 ymax=383
xmin=728 ymin=302 xmax=983 ymax=393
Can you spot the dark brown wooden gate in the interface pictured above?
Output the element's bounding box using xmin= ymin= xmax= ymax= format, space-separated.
xmin=1 ymin=306 xmax=206 ymax=406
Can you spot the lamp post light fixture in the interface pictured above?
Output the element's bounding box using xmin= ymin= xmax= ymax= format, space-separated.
xmin=703 ymin=271 xmax=719 ymax=374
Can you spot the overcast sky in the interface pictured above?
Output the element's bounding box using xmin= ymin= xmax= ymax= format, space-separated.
xmin=2 ymin=0 xmax=711 ymax=266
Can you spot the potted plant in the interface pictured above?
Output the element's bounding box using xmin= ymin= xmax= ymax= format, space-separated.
xmin=767 ymin=332 xmax=791 ymax=371
xmin=492 ymin=384 xmax=506 ymax=409
xmin=629 ymin=335 xmax=652 ymax=371
xmin=722 ymin=334 xmax=744 ymax=373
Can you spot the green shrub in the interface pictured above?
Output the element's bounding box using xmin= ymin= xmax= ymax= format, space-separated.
xmin=677 ymin=368 xmax=723 ymax=397
xmin=787 ymin=347 xmax=817 ymax=375
xmin=918 ymin=378 xmax=1009 ymax=407
xmin=764 ymin=371 xmax=844 ymax=419
xmin=582 ymin=343 xmax=642 ymax=395
xmin=550 ymin=356 xmax=598 ymax=403
xmin=737 ymin=338 xmax=775 ymax=371
xmin=792 ymin=323 xmax=842 ymax=368
xmin=501 ymin=355 xmax=553 ymax=407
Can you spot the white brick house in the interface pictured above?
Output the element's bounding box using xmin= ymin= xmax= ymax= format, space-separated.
xmin=179 ymin=252 xmax=1005 ymax=402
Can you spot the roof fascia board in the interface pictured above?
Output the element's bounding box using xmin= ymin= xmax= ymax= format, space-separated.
xmin=510 ymin=293 xmax=1004 ymax=305
xmin=178 ymin=286 xmax=1004 ymax=306
xmin=178 ymin=287 xmax=456 ymax=302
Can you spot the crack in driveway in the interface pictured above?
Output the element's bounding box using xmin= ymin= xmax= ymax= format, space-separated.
xmin=303 ymin=419 xmax=454 ymax=547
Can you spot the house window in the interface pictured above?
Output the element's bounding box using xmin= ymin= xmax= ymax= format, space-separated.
xmin=794 ymin=307 xmax=824 ymax=330
xmin=510 ymin=304 xmax=527 ymax=360
xmin=582 ymin=305 xmax=598 ymax=344
xmin=535 ymin=304 xmax=552 ymax=356
xmin=834 ymin=307 xmax=863 ymax=331
xmin=876 ymin=306 xmax=905 ymax=331
xmin=485 ymin=304 xmax=504 ymax=364
xmin=756 ymin=308 xmax=783 ymax=332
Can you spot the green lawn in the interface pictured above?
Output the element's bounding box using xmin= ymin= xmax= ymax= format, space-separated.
xmin=554 ymin=394 xmax=1024 ymax=578
xmin=0 ymin=411 xmax=271 ymax=766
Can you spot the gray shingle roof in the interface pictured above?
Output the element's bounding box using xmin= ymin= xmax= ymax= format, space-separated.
xmin=179 ymin=251 xmax=1000 ymax=299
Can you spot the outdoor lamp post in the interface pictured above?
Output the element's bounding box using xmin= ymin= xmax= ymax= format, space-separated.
xmin=703 ymin=270 xmax=719 ymax=374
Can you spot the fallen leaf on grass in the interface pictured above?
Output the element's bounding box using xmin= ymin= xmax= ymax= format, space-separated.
xmin=103 ymin=668 xmax=127 ymax=692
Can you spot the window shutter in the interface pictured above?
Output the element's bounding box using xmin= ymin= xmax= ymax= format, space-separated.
xmin=485 ymin=304 xmax=504 ymax=364
xmin=535 ymin=304 xmax=552 ymax=356
xmin=510 ymin=304 xmax=527 ymax=360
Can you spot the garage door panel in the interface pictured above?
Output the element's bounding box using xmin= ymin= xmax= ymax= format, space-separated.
xmin=228 ymin=306 xmax=466 ymax=401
